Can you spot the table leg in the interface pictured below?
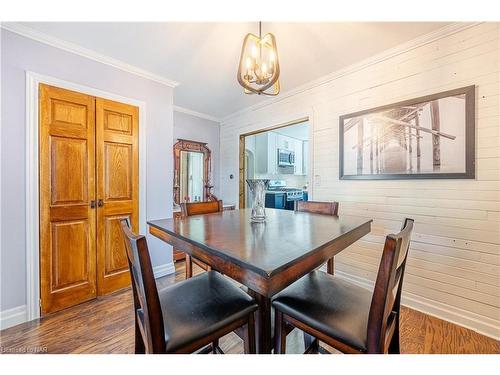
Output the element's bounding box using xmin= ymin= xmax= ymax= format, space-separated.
xmin=327 ymin=257 xmax=335 ymax=275
xmin=249 ymin=290 xmax=272 ymax=354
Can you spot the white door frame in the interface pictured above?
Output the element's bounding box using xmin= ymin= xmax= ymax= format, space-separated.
xmin=25 ymin=71 xmax=148 ymax=322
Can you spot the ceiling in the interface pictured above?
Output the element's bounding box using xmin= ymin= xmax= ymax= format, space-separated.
xmin=274 ymin=121 xmax=309 ymax=141
xmin=17 ymin=22 xmax=450 ymax=119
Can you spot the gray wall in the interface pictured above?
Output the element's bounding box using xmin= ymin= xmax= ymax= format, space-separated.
xmin=1 ymin=30 xmax=174 ymax=312
xmin=173 ymin=111 xmax=221 ymax=198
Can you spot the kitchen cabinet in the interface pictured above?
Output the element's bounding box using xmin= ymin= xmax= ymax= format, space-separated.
xmin=293 ymin=138 xmax=303 ymax=175
xmin=255 ymin=132 xmax=277 ymax=174
xmin=265 ymin=192 xmax=286 ymax=209
xmin=253 ymin=131 xmax=307 ymax=176
xmin=303 ymin=140 xmax=309 ymax=175
xmin=276 ymin=134 xmax=292 ymax=150
xmin=276 ymin=134 xmax=305 ymax=175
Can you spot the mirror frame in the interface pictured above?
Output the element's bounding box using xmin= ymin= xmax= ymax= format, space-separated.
xmin=173 ymin=139 xmax=217 ymax=205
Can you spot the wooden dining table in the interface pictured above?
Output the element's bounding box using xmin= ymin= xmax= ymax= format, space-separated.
xmin=148 ymin=208 xmax=372 ymax=353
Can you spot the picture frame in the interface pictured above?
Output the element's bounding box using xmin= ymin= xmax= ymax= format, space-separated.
xmin=339 ymin=85 xmax=476 ymax=180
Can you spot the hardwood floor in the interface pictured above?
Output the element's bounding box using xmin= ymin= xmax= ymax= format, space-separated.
xmin=1 ymin=262 xmax=499 ymax=354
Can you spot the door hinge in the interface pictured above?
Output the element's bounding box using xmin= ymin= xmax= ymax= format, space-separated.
xmin=39 ymin=299 xmax=42 ymax=307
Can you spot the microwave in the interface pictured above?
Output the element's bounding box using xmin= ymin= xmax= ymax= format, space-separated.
xmin=277 ymin=148 xmax=295 ymax=167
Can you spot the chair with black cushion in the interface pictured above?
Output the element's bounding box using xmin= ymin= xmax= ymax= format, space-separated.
xmin=295 ymin=201 xmax=339 ymax=275
xmin=180 ymin=200 xmax=223 ymax=279
xmin=120 ymin=219 xmax=257 ymax=354
xmin=273 ymin=218 xmax=414 ymax=354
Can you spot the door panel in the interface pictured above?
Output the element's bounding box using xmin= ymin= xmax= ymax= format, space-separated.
xmin=104 ymin=143 xmax=132 ymax=200
xmin=96 ymin=98 xmax=138 ymax=295
xmin=51 ymin=220 xmax=90 ymax=290
xmin=104 ymin=214 xmax=131 ymax=277
xmin=50 ymin=137 xmax=89 ymax=205
xmin=40 ymin=84 xmax=96 ymax=314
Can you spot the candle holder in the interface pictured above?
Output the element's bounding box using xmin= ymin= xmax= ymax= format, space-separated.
xmin=246 ymin=179 xmax=269 ymax=223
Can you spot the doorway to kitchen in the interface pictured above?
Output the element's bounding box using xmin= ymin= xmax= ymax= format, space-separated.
xmin=239 ymin=118 xmax=310 ymax=209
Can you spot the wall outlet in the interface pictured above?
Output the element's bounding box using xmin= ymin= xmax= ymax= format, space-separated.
xmin=314 ymin=175 xmax=321 ymax=186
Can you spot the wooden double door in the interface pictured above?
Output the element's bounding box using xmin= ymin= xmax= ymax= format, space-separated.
xmin=39 ymin=84 xmax=139 ymax=314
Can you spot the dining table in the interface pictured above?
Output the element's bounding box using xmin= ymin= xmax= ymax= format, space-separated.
xmin=148 ymin=208 xmax=372 ymax=353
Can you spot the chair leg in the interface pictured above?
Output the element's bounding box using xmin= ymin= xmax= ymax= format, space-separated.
xmin=327 ymin=257 xmax=335 ymax=275
xmin=274 ymin=310 xmax=287 ymax=354
xmin=388 ymin=320 xmax=401 ymax=354
xmin=243 ymin=313 xmax=256 ymax=354
xmin=134 ymin=320 xmax=145 ymax=354
xmin=185 ymin=254 xmax=193 ymax=279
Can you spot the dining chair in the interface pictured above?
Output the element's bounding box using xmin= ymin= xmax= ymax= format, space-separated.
xmin=295 ymin=201 xmax=339 ymax=274
xmin=180 ymin=200 xmax=224 ymax=279
xmin=273 ymin=218 xmax=414 ymax=354
xmin=120 ymin=219 xmax=257 ymax=354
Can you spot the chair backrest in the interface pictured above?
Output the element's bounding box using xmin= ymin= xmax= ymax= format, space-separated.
xmin=180 ymin=200 xmax=223 ymax=217
xmin=120 ymin=220 xmax=165 ymax=353
xmin=295 ymin=200 xmax=339 ymax=216
xmin=367 ymin=218 xmax=414 ymax=353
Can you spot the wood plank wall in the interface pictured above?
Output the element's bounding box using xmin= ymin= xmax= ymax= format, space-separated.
xmin=219 ymin=23 xmax=500 ymax=339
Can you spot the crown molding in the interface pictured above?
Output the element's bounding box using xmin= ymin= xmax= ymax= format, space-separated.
xmin=173 ymin=105 xmax=221 ymax=123
xmin=1 ymin=22 xmax=180 ymax=88
xmin=222 ymin=22 xmax=482 ymax=123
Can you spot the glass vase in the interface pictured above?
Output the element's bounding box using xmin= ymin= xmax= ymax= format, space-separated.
xmin=246 ymin=179 xmax=269 ymax=223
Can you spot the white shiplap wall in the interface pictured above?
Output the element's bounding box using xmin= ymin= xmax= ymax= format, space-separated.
xmin=219 ymin=23 xmax=500 ymax=339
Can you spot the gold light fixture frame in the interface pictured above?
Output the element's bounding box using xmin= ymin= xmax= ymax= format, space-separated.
xmin=237 ymin=22 xmax=280 ymax=96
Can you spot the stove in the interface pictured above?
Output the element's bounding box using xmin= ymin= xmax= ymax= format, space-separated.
xmin=266 ymin=180 xmax=305 ymax=210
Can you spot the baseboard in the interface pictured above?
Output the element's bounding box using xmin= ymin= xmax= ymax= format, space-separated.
xmin=1 ymin=264 xmax=174 ymax=331
xmin=334 ymin=270 xmax=500 ymax=341
xmin=401 ymin=293 xmax=500 ymax=341
xmin=0 ymin=305 xmax=27 ymax=330
xmin=153 ymin=262 xmax=175 ymax=279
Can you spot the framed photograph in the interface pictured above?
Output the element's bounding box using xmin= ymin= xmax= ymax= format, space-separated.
xmin=339 ymin=86 xmax=475 ymax=180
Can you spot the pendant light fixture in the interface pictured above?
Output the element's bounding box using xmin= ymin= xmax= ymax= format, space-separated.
xmin=237 ymin=22 xmax=280 ymax=96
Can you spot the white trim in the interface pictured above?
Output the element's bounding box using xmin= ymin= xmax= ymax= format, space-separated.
xmin=222 ymin=22 xmax=482 ymax=123
xmin=306 ymin=111 xmax=314 ymax=200
xmin=173 ymin=105 xmax=221 ymax=123
xmin=334 ymin=270 xmax=500 ymax=341
xmin=0 ymin=305 xmax=27 ymax=330
xmin=402 ymin=293 xmax=500 ymax=341
xmin=2 ymin=23 xmax=179 ymax=88
xmin=25 ymin=71 xmax=148 ymax=323
xmin=153 ymin=262 xmax=176 ymax=279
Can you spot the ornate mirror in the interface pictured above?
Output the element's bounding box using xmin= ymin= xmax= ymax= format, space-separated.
xmin=173 ymin=139 xmax=217 ymax=205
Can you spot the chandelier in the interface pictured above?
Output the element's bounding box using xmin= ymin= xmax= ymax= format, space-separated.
xmin=237 ymin=22 xmax=280 ymax=96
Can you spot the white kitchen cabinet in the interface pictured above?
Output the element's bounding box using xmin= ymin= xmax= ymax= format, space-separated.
xmin=275 ymin=133 xmax=305 ymax=175
xmin=276 ymin=134 xmax=292 ymax=151
xmin=255 ymin=133 xmax=267 ymax=174
xmin=267 ymin=132 xmax=277 ymax=174
xmin=253 ymin=131 xmax=307 ymax=176
xmin=294 ymin=138 xmax=303 ymax=175
xmin=254 ymin=132 xmax=277 ymax=174
xmin=303 ymin=140 xmax=309 ymax=175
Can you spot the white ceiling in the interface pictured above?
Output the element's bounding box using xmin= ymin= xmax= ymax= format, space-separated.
xmin=274 ymin=121 xmax=309 ymax=141
xmin=17 ymin=22 xmax=450 ymax=119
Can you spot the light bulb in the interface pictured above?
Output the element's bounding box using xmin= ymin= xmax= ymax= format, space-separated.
xmin=262 ymin=62 xmax=268 ymax=75
xmin=269 ymin=50 xmax=275 ymax=62
xmin=251 ymin=45 xmax=258 ymax=58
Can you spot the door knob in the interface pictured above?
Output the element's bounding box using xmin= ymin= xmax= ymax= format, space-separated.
xmin=90 ymin=200 xmax=96 ymax=209
xmin=97 ymin=199 xmax=104 ymax=207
